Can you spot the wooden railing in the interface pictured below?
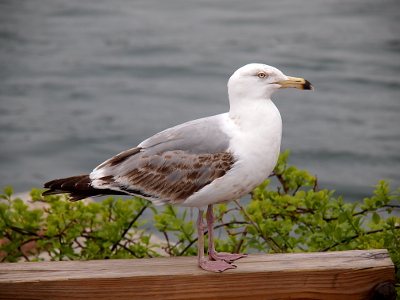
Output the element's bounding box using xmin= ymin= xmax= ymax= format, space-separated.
xmin=0 ymin=249 xmax=396 ymax=300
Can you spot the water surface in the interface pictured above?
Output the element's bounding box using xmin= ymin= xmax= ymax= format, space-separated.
xmin=1 ymin=0 xmax=399 ymax=204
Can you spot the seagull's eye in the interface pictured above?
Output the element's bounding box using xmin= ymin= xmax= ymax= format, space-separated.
xmin=257 ymin=72 xmax=266 ymax=79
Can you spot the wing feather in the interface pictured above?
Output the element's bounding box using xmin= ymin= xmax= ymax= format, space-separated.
xmin=90 ymin=114 xmax=235 ymax=205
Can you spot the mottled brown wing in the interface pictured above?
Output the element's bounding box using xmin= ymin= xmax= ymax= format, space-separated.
xmin=94 ymin=150 xmax=235 ymax=205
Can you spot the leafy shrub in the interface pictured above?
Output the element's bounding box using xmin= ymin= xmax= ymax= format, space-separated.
xmin=1 ymin=150 xmax=399 ymax=296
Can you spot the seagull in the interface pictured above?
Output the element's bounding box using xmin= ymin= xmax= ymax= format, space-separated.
xmin=42 ymin=63 xmax=313 ymax=272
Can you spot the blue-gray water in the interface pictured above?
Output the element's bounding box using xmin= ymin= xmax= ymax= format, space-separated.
xmin=1 ymin=0 xmax=399 ymax=205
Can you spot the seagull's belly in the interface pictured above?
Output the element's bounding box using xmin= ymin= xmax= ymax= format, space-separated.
xmin=179 ymin=147 xmax=279 ymax=208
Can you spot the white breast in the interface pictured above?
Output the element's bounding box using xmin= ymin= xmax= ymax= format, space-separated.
xmin=180 ymin=99 xmax=282 ymax=208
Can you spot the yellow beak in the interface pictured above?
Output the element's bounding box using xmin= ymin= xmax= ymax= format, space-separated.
xmin=275 ymin=76 xmax=314 ymax=90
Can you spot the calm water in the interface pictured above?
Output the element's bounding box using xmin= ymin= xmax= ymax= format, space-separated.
xmin=1 ymin=0 xmax=399 ymax=205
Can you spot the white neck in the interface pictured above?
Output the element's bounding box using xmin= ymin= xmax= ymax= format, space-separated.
xmin=228 ymin=96 xmax=281 ymax=133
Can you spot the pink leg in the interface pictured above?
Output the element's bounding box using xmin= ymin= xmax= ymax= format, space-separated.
xmin=206 ymin=205 xmax=247 ymax=262
xmin=196 ymin=208 xmax=236 ymax=272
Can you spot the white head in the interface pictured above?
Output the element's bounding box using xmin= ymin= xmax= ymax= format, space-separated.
xmin=228 ymin=63 xmax=313 ymax=101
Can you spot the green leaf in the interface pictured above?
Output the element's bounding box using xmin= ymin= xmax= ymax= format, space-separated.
xmin=286 ymin=206 xmax=297 ymax=212
xmin=314 ymin=213 xmax=323 ymax=224
xmin=3 ymin=186 xmax=13 ymax=198
xmin=372 ymin=213 xmax=380 ymax=225
xmin=338 ymin=212 xmax=347 ymax=224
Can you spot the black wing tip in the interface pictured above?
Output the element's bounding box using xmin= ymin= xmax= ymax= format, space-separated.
xmin=41 ymin=174 xmax=92 ymax=200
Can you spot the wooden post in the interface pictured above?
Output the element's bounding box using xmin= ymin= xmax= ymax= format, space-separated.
xmin=0 ymin=249 xmax=396 ymax=300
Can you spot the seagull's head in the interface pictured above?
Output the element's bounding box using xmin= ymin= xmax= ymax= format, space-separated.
xmin=228 ymin=63 xmax=313 ymax=100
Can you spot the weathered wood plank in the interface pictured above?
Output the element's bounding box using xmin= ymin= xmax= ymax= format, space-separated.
xmin=0 ymin=249 xmax=395 ymax=300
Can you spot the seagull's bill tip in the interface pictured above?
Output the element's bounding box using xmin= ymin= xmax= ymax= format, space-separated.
xmin=275 ymin=76 xmax=314 ymax=91
xmin=303 ymin=79 xmax=314 ymax=91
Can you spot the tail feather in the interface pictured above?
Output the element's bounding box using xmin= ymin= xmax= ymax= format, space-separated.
xmin=42 ymin=174 xmax=128 ymax=202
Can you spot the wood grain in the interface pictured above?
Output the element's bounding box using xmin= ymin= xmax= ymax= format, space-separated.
xmin=0 ymin=249 xmax=395 ymax=300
